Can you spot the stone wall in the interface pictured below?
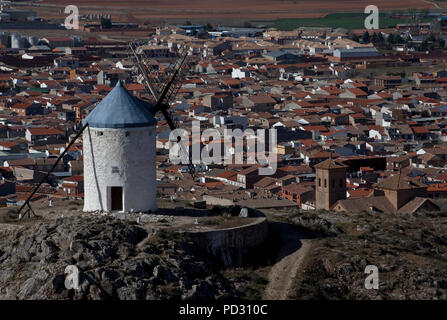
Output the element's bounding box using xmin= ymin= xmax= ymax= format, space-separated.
xmin=83 ymin=126 xmax=157 ymax=213
xmin=184 ymin=217 xmax=269 ymax=266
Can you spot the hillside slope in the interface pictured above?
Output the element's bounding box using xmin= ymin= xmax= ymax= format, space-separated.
xmin=287 ymin=210 xmax=447 ymax=299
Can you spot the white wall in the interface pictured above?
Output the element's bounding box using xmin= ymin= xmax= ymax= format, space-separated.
xmin=83 ymin=125 xmax=157 ymax=213
xmin=232 ymin=68 xmax=249 ymax=79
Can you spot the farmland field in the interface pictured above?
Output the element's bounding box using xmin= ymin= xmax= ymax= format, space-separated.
xmin=32 ymin=0 xmax=436 ymax=21
xmin=273 ymin=12 xmax=436 ymax=30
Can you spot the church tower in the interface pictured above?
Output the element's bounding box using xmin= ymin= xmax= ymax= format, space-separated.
xmin=314 ymin=157 xmax=347 ymax=210
xmin=83 ymin=81 xmax=158 ymax=213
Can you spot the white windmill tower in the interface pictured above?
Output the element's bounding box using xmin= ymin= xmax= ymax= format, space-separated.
xmin=82 ymin=81 xmax=158 ymax=213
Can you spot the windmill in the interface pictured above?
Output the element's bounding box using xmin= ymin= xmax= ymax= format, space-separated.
xmin=17 ymin=41 xmax=193 ymax=219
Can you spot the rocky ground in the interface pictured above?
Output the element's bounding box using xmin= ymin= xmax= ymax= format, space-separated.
xmin=3 ymin=203 xmax=446 ymax=300
xmin=284 ymin=210 xmax=447 ymax=300
xmin=0 ymin=216 xmax=239 ymax=300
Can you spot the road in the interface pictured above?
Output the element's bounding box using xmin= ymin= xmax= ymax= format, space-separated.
xmin=263 ymin=221 xmax=311 ymax=300
xmin=425 ymin=1 xmax=442 ymax=9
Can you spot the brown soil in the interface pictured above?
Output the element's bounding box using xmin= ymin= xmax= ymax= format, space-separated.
xmin=26 ymin=0 xmax=435 ymax=21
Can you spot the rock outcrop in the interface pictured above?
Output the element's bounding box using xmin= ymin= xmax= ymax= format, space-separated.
xmin=0 ymin=216 xmax=237 ymax=300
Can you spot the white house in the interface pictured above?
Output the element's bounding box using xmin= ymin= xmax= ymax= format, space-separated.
xmin=232 ymin=67 xmax=251 ymax=79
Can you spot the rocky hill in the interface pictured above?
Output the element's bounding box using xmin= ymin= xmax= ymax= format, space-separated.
xmin=286 ymin=210 xmax=447 ymax=300
xmin=0 ymin=216 xmax=238 ymax=300
xmin=3 ymin=207 xmax=446 ymax=300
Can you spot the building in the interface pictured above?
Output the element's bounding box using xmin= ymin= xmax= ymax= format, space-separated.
xmin=439 ymin=16 xmax=447 ymax=32
xmin=314 ymin=157 xmax=347 ymax=210
xmin=35 ymin=158 xmax=65 ymax=173
xmin=97 ymin=70 xmax=130 ymax=86
xmin=11 ymin=102 xmax=43 ymax=116
xmin=177 ymin=25 xmax=205 ymax=36
xmin=138 ymin=45 xmax=170 ymax=58
xmin=203 ymin=92 xmax=233 ymax=111
xmin=373 ymin=174 xmax=427 ymax=210
xmin=42 ymin=37 xmax=75 ymax=49
xmin=332 ymin=47 xmax=380 ymax=61
xmin=59 ymin=175 xmax=84 ymax=199
xmin=281 ymin=184 xmax=314 ymax=208
xmin=54 ymin=56 xmax=79 ymax=69
xmin=334 ymin=173 xmax=439 ymax=214
xmin=0 ymin=9 xmax=37 ymax=22
xmin=374 ymin=76 xmax=402 ymax=88
xmin=243 ymin=95 xmax=276 ymax=112
xmin=83 ymin=81 xmax=158 ymax=212
xmin=236 ymin=166 xmax=265 ymax=189
xmin=25 ymin=127 xmax=65 ymax=144
xmin=263 ymin=50 xmax=301 ymax=63
xmin=204 ymin=41 xmax=231 ymax=57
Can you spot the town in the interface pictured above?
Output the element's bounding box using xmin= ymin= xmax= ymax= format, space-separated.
xmin=1 ymin=1 xmax=447 ymax=302
xmin=1 ymin=5 xmax=447 ymax=215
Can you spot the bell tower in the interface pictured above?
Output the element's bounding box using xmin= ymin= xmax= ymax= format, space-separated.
xmin=315 ymin=157 xmax=347 ymax=211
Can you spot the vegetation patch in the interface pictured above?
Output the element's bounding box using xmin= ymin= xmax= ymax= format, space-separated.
xmin=273 ymin=12 xmax=435 ymax=30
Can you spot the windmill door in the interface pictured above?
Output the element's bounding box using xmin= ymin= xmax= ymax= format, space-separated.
xmin=111 ymin=187 xmax=123 ymax=211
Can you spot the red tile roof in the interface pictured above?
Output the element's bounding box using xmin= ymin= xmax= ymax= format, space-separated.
xmin=63 ymin=175 xmax=84 ymax=182
xmin=27 ymin=127 xmax=64 ymax=136
xmin=411 ymin=126 xmax=429 ymax=134
xmin=348 ymin=188 xmax=373 ymax=198
xmin=427 ymin=183 xmax=447 ymax=192
xmin=218 ymin=170 xmax=238 ymax=179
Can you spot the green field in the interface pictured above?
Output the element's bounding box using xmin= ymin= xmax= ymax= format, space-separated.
xmin=272 ymin=12 xmax=434 ymax=30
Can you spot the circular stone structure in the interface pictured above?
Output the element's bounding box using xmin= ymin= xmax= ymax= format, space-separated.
xmin=82 ymin=81 xmax=158 ymax=213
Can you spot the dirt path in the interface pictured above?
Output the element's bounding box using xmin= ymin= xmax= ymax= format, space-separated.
xmin=263 ymin=222 xmax=311 ymax=300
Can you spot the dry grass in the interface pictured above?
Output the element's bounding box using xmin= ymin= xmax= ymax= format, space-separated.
xmin=286 ymin=210 xmax=447 ymax=299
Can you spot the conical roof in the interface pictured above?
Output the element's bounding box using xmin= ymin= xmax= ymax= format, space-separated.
xmin=83 ymin=81 xmax=156 ymax=129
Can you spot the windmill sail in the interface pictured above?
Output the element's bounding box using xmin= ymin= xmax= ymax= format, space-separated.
xmin=129 ymin=41 xmax=195 ymax=177
xmin=17 ymin=123 xmax=89 ymax=219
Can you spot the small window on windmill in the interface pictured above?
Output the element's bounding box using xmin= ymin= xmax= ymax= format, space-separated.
xmin=112 ymin=166 xmax=119 ymax=174
xmin=96 ymin=131 xmax=104 ymax=136
xmin=125 ymin=131 xmax=130 ymax=137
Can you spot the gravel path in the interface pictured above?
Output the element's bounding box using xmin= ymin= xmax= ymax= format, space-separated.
xmin=263 ymin=222 xmax=311 ymax=300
